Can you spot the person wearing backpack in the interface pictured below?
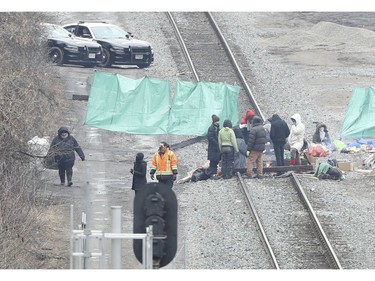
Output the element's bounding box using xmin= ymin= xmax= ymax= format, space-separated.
xmin=150 ymin=142 xmax=178 ymax=188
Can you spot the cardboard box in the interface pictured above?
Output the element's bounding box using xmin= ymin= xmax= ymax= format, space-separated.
xmin=337 ymin=161 xmax=354 ymax=171
xmin=307 ymin=156 xmax=317 ymax=165
xmin=307 ymin=157 xmax=327 ymax=170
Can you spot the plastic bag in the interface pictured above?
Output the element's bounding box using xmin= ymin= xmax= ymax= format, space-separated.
xmin=43 ymin=150 xmax=58 ymax=170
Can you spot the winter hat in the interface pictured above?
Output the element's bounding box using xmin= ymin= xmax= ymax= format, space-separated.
xmin=223 ymin=119 xmax=232 ymax=128
xmin=212 ymin=114 xmax=220 ymax=123
xmin=245 ymin=109 xmax=255 ymax=120
xmin=252 ymin=116 xmax=262 ymax=125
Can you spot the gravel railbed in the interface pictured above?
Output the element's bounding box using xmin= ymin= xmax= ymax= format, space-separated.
xmin=52 ymin=12 xmax=375 ymax=269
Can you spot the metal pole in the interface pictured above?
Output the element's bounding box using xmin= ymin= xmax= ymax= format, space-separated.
xmin=70 ymin=204 xmax=74 ymax=269
xmin=145 ymin=226 xmax=153 ymax=269
xmin=111 ymin=206 xmax=122 ymax=269
xmin=99 ymin=234 xmax=105 ymax=269
xmin=74 ymin=236 xmax=83 ymax=269
xmin=83 ymin=165 xmax=92 ymax=269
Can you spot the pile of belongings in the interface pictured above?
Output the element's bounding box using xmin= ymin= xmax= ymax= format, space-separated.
xmin=307 ymin=143 xmax=329 ymax=157
xmin=334 ymin=139 xmax=375 ymax=153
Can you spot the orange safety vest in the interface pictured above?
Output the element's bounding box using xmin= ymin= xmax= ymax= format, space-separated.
xmin=151 ymin=148 xmax=178 ymax=176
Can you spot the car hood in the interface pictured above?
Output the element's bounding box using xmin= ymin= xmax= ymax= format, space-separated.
xmin=51 ymin=36 xmax=101 ymax=47
xmin=101 ymin=38 xmax=151 ymax=48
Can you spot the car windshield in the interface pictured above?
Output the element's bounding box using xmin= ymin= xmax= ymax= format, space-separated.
xmin=45 ymin=24 xmax=74 ymax=38
xmin=90 ymin=26 xmax=130 ymax=39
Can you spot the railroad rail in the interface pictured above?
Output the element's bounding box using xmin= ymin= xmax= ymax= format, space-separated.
xmin=236 ymin=172 xmax=343 ymax=269
xmin=166 ymin=11 xmax=264 ymax=121
xmin=166 ymin=11 xmax=267 ymax=152
xmin=290 ymin=173 xmax=342 ymax=269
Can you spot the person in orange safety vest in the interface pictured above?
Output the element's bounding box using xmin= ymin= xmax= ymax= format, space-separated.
xmin=150 ymin=142 xmax=178 ymax=188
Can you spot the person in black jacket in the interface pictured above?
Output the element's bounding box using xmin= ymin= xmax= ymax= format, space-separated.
xmin=246 ymin=116 xmax=267 ymax=179
xmin=207 ymin=114 xmax=221 ymax=176
xmin=50 ymin=126 xmax=85 ymax=186
xmin=130 ymin=152 xmax=147 ymax=194
xmin=269 ymin=114 xmax=290 ymax=174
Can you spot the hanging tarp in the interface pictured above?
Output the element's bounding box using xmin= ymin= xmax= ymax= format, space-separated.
xmin=85 ymin=71 xmax=240 ymax=136
xmin=340 ymin=87 xmax=375 ymax=140
xmin=85 ymin=71 xmax=170 ymax=134
xmin=168 ymin=80 xmax=240 ymax=136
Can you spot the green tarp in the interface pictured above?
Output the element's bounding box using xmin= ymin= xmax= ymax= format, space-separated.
xmin=85 ymin=71 xmax=240 ymax=136
xmin=168 ymin=80 xmax=240 ymax=136
xmin=85 ymin=72 xmax=170 ymax=134
xmin=340 ymin=87 xmax=375 ymax=140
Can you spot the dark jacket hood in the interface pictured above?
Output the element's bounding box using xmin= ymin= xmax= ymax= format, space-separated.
xmin=58 ymin=126 xmax=70 ymax=136
xmin=270 ymin=114 xmax=282 ymax=122
xmin=136 ymin=152 xmax=144 ymax=161
xmin=315 ymin=122 xmax=328 ymax=133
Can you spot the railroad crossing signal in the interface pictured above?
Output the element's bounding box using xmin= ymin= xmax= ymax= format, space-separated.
xmin=133 ymin=182 xmax=177 ymax=268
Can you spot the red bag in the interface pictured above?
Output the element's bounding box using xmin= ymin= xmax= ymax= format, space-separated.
xmin=308 ymin=145 xmax=327 ymax=157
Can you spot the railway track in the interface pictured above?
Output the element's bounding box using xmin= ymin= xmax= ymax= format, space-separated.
xmin=237 ymin=172 xmax=342 ymax=269
xmin=166 ymin=11 xmax=264 ymax=121
xmin=167 ymin=11 xmax=343 ymax=269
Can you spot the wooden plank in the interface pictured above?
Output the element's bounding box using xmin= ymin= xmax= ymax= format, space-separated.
xmin=73 ymin=95 xmax=89 ymax=101
xmin=263 ymin=165 xmax=314 ymax=173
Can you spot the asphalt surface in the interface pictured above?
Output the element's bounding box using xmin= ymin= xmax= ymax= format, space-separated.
xmin=44 ymin=64 xmax=160 ymax=269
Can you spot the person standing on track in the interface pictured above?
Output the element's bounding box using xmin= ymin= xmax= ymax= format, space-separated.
xmin=218 ymin=119 xmax=238 ymax=179
xmin=241 ymin=109 xmax=255 ymax=145
xmin=269 ymin=114 xmax=290 ymax=174
xmin=50 ymin=126 xmax=85 ymax=186
xmin=233 ymin=127 xmax=248 ymax=176
xmin=207 ymin=114 xmax=221 ymax=176
xmin=246 ymin=116 xmax=267 ymax=179
xmin=287 ymin=113 xmax=305 ymax=165
xmin=150 ymin=142 xmax=178 ymax=188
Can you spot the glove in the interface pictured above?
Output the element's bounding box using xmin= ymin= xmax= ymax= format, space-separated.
xmin=246 ymin=151 xmax=250 ymax=157
xmin=150 ymin=174 xmax=155 ymax=180
xmin=130 ymin=168 xmax=134 ymax=174
xmin=173 ymin=174 xmax=177 ymax=181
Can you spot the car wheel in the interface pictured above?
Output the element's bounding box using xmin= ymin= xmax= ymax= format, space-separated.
xmin=48 ymin=47 xmax=64 ymax=65
xmin=99 ymin=48 xmax=112 ymax=67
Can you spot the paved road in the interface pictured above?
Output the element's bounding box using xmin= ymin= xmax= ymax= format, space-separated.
xmin=44 ymin=64 xmax=165 ymax=269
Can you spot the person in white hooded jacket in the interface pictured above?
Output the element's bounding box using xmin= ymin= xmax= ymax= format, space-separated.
xmin=287 ymin=113 xmax=305 ymax=165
